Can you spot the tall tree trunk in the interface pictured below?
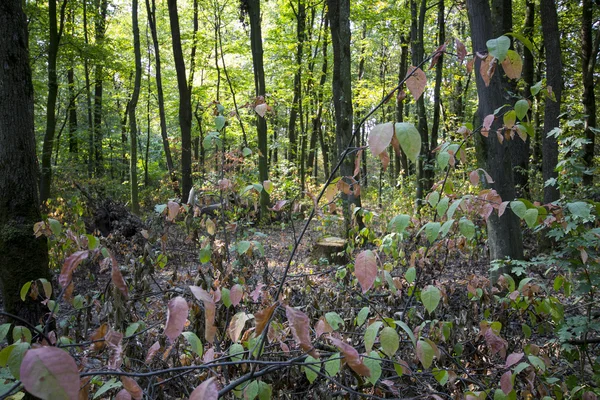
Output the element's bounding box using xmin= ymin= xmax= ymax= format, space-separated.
xmin=540 ymin=0 xmax=562 ymax=204
xmin=67 ymin=67 xmax=78 ymax=157
xmin=396 ymin=35 xmax=409 ymax=177
xmin=0 ymin=0 xmax=50 ymax=322
xmin=287 ymin=0 xmax=306 ymax=165
xmin=146 ymin=0 xmax=178 ymax=192
xmin=328 ymin=0 xmax=360 ymax=231
xmin=467 ymin=0 xmax=523 ymax=280
xmin=247 ymin=0 xmax=271 ymax=218
xmin=128 ymin=0 xmax=142 ymax=214
xmin=582 ymin=0 xmax=599 ymax=186
xmin=168 ymin=0 xmax=193 ymax=202
xmin=316 ymin=16 xmax=330 ymax=178
xmin=93 ymin=0 xmax=108 ymax=177
xmin=40 ymin=0 xmax=66 ymax=203
xmin=430 ymin=0 xmax=444 ymax=179
xmin=83 ymin=0 xmax=95 ymax=178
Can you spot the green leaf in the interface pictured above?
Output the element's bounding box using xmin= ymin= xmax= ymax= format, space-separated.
xmin=73 ymin=295 xmax=85 ymax=310
xmin=48 ymin=218 xmax=62 ymax=236
xmin=222 ymin=288 xmax=232 ymax=308
xmin=421 ymin=285 xmax=442 ymax=314
xmin=380 ymin=327 xmax=400 ymax=357
xmin=304 ymin=355 xmax=319 ymax=383
xmin=356 ymin=307 xmax=370 ymax=327
xmin=423 ymin=222 xmax=441 ymax=244
xmin=94 ymin=378 xmax=122 ymax=399
xmin=8 ymin=342 xmax=29 ymax=379
xmin=396 ymin=320 xmax=417 ymax=347
xmin=503 ymin=110 xmax=516 ymax=128
xmin=514 ymin=99 xmax=529 ymax=120
xmin=437 ymin=151 xmax=450 ymax=170
xmin=237 ymin=241 xmax=252 ymax=255
xmin=86 ymin=234 xmax=99 ymax=250
xmin=459 ymin=218 xmax=475 ymax=239
xmin=364 ymin=321 xmax=383 ymax=353
xmin=12 ymin=326 xmax=31 ymax=344
xmin=510 ymin=201 xmax=527 ymax=219
xmin=428 ymin=191 xmax=440 ymax=208
xmin=388 ymin=214 xmax=410 ymax=234
xmin=524 ymin=208 xmax=539 ymax=228
xmin=487 ymin=35 xmax=511 ymax=62
xmin=215 ymin=115 xmax=226 ymax=131
xmin=20 ymin=281 xmax=32 ymax=301
xmin=405 ymin=267 xmax=416 ymax=284
xmin=530 ymin=80 xmax=543 ymax=96
xmin=364 ymin=351 xmax=382 ymax=385
xmin=125 ymin=323 xmax=140 ymax=337
xmin=447 ymin=199 xmax=462 ymax=219
xmin=513 ymin=361 xmax=530 ymax=375
xmin=395 ymin=122 xmax=421 ymax=163
xmin=436 ymin=197 xmax=449 ymax=218
xmin=0 ymin=323 xmax=11 ymax=342
xmin=257 ymin=381 xmax=272 ymax=400
xmin=199 ymin=245 xmax=211 ymax=264
xmin=441 ymin=219 xmax=455 ymax=237
xmin=505 ymin=32 xmax=534 ymax=54
xmin=433 ymin=368 xmax=449 ymax=385
xmin=245 ymin=380 xmax=259 ymax=400
xmin=182 ymin=331 xmax=203 ymax=357
xmin=229 ymin=343 xmax=245 ymax=362
xmin=567 ymin=202 xmax=592 ymax=219
xmin=528 ymin=355 xmax=546 ymax=371
xmin=242 ymin=147 xmax=253 ymax=157
xmin=416 ymin=339 xmax=435 ymax=369
xmin=325 ymin=352 xmax=341 ymax=377
xmin=325 ymin=312 xmax=344 ymax=331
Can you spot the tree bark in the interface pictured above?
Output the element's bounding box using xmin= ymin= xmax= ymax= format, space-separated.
xmin=430 ymin=0 xmax=444 ymax=181
xmin=582 ymin=0 xmax=599 ymax=186
xmin=40 ymin=0 xmax=66 ymax=203
xmin=67 ymin=67 xmax=79 ymax=157
xmin=287 ymin=0 xmax=306 ymax=165
xmin=396 ymin=35 xmax=409 ymax=177
xmin=128 ymin=0 xmax=142 ymax=214
xmin=247 ymin=0 xmax=271 ymax=218
xmin=467 ymin=0 xmax=523 ymax=279
xmin=0 ymin=0 xmax=50 ymax=322
xmin=540 ymin=0 xmax=561 ymax=204
xmin=328 ymin=0 xmax=360 ymax=231
xmin=168 ymin=0 xmax=193 ymax=202
xmin=93 ymin=0 xmax=108 ymax=176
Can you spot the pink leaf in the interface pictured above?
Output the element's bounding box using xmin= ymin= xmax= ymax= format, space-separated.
xmin=505 ymin=352 xmax=524 ymax=368
xmin=165 ymin=297 xmax=189 ymax=343
xmin=286 ymin=306 xmax=319 ymax=358
xmin=498 ymin=201 xmax=510 ymax=217
xmin=203 ymin=347 xmax=215 ymax=363
xmin=230 ymin=284 xmax=243 ymax=307
xmin=329 ymin=337 xmax=371 ymax=377
xmin=405 ymin=66 xmax=427 ymax=101
xmin=379 ymin=150 xmax=390 ymax=172
xmin=355 ymin=250 xmax=377 ymax=294
xmin=455 ymin=38 xmax=467 ymax=63
xmin=469 ymin=170 xmax=480 ymax=186
xmin=482 ymin=170 xmax=494 ymax=183
xmin=121 ymin=376 xmax=143 ymax=400
xmin=218 ymin=178 xmax=232 ymax=191
xmin=167 ymin=201 xmax=180 ymax=222
xmin=482 ymin=114 xmax=495 ymax=137
xmin=255 ymin=103 xmax=268 ymax=118
xmin=500 ymin=370 xmax=513 ymax=394
xmin=59 ymin=251 xmax=88 ymax=301
xmin=20 ymin=347 xmax=80 ymax=400
xmin=115 ymin=389 xmax=132 ymax=400
xmin=368 ymin=122 xmax=394 ymax=156
xmin=269 ymin=200 xmax=288 ymax=212
xmin=429 ymin=42 xmax=447 ymax=70
xmin=189 ymin=377 xmax=219 ymax=400
xmin=109 ymin=253 xmax=128 ymax=299
xmin=250 ymin=283 xmax=264 ymax=302
xmin=145 ymin=341 xmax=160 ymax=363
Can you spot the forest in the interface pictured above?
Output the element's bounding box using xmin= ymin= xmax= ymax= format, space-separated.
xmin=0 ymin=0 xmax=599 ymax=398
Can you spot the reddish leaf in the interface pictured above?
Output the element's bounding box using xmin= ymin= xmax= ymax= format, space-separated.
xmin=255 ymin=304 xmax=277 ymax=336
xmin=500 ymin=370 xmax=513 ymax=394
xmin=354 ymin=149 xmax=363 ymax=177
xmin=145 ymin=341 xmax=160 ymax=363
xmin=480 ymin=55 xmax=495 ymax=87
xmin=390 ymin=134 xmax=402 ymax=157
xmin=469 ymin=170 xmax=480 ymax=186
xmin=482 ymin=325 xmax=508 ymax=357
xmin=227 ymin=312 xmax=250 ymax=343
xmin=121 ymin=377 xmax=143 ymax=400
xmin=218 ymin=178 xmax=232 ymax=191
xmin=379 ymin=150 xmax=390 ymax=172
xmin=405 ymin=66 xmax=427 ymax=101
xmin=109 ymin=253 xmax=128 ymax=299
xmin=501 ymin=50 xmax=522 ymax=80
xmin=315 ymin=317 xmax=333 ymax=338
xmin=255 ymin=103 xmax=268 ymax=117
xmin=397 ymin=90 xmax=407 ymax=102
xmin=89 ymin=323 xmax=108 ymax=352
xmin=505 ymin=352 xmax=524 ymax=368
xmin=269 ymin=200 xmax=288 ymax=212
xmin=115 ymin=389 xmax=132 ymax=400
xmin=190 ymin=286 xmax=217 ymax=343
xmin=59 ymin=251 xmax=89 ymax=298
xmin=498 ymin=201 xmax=510 ymax=217
xmin=466 ymin=57 xmax=474 ymax=74
xmin=583 ymin=392 xmax=598 ymax=400
xmin=368 ymin=123 xmax=394 ymax=156
xmin=329 ymin=337 xmax=371 ymax=377
xmin=167 ymin=201 xmax=180 ymax=222
xmin=286 ymin=306 xmax=319 ymax=358
xmin=165 ymin=297 xmax=189 ymax=343
xmin=355 ymin=250 xmax=377 ymax=294
xmin=79 ymin=377 xmax=91 ymax=400
xmin=250 ymin=283 xmax=264 ymax=302
xmin=481 ymin=114 xmax=495 ymax=137
xmin=203 ymin=347 xmax=215 ymax=363
xmin=189 ymin=377 xmax=219 ymax=400
xmin=429 ymin=42 xmax=447 ymax=70
xmin=230 ymin=284 xmax=243 ymax=307
xmin=20 ymin=347 xmax=80 ymax=400
xmin=455 ymin=38 xmax=467 ymax=63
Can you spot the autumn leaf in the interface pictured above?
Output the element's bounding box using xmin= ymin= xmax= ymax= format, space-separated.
xmin=286 ymin=306 xmax=319 ymax=358
xmin=405 ymin=66 xmax=427 ymax=101
xmin=59 ymin=250 xmax=89 ymax=299
xmin=145 ymin=341 xmax=160 ymax=363
xmin=167 ymin=201 xmax=180 ymax=222
xmin=355 ymin=250 xmax=377 ymax=293
xmin=479 ymin=55 xmax=495 ymax=87
xmin=429 ymin=42 xmax=447 ymax=69
xmin=228 ymin=312 xmax=251 ymax=343
xmin=164 ymin=297 xmax=189 ymax=343
xmin=109 ymin=252 xmax=128 ymax=299
xmin=121 ymin=377 xmax=143 ymax=400
xmin=481 ymin=114 xmax=495 ymax=137
xmin=229 ymin=284 xmax=243 ymax=307
xmin=455 ymin=38 xmax=467 ymax=63
xmin=255 ymin=103 xmax=268 ymax=117
xmin=379 ymin=150 xmax=390 ymax=172
xmin=190 ymin=286 xmax=217 ymax=343
xmin=189 ymin=377 xmax=219 ymax=400
xmin=255 ymin=304 xmax=277 ymax=336
xmin=368 ymin=122 xmax=394 ymax=156
xmin=329 ymin=337 xmax=371 ymax=377
xmin=501 ymin=50 xmax=522 ymax=80
xmin=20 ymin=347 xmax=80 ymax=400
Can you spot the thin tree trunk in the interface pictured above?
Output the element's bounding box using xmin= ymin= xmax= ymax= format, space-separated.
xmin=430 ymin=0 xmax=444 ymax=177
xmin=540 ymin=0 xmax=562 ymax=204
xmin=67 ymin=67 xmax=78 ymax=157
xmin=0 ymin=0 xmax=50 ymax=322
xmin=287 ymin=0 xmax=306 ymax=166
xmin=93 ymin=0 xmax=108 ymax=176
xmin=168 ymin=0 xmax=193 ymax=202
xmin=247 ymin=0 xmax=271 ymax=218
xmin=396 ymin=35 xmax=409 ymax=177
xmin=582 ymin=0 xmax=599 ymax=186
xmin=316 ymin=15 xmax=330 ymax=178
xmin=128 ymin=0 xmax=142 ymax=214
xmin=83 ymin=0 xmax=95 ymax=178
xmin=40 ymin=0 xmax=67 ymax=203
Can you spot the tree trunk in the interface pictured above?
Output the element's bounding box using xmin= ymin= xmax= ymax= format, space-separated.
xmin=430 ymin=0 xmax=444 ymax=180
xmin=168 ymin=0 xmax=193 ymax=202
xmin=328 ymin=0 xmax=360 ymax=231
xmin=467 ymin=0 xmax=523 ymax=279
xmin=40 ymin=0 xmax=66 ymax=203
xmin=316 ymin=15 xmax=330 ymax=178
xmin=247 ymin=0 xmax=271 ymax=218
xmin=0 ymin=0 xmax=50 ymax=323
xmin=287 ymin=0 xmax=306 ymax=165
xmin=128 ymin=0 xmax=142 ymax=214
xmin=540 ymin=0 xmax=562 ymax=204
xmin=582 ymin=0 xmax=599 ymax=186
xmin=146 ymin=0 xmax=178 ymax=191
xmin=83 ymin=0 xmax=95 ymax=178
xmin=93 ymin=0 xmax=108 ymax=177
xmin=67 ymin=67 xmax=78 ymax=157
xmin=396 ymin=36 xmax=409 ymax=177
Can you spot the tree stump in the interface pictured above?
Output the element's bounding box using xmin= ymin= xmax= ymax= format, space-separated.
xmin=313 ymin=237 xmax=348 ymax=265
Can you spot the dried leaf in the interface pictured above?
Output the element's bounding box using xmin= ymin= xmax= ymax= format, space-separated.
xmin=480 ymin=55 xmax=495 ymax=87
xmin=329 ymin=337 xmax=371 ymax=377
xmin=269 ymin=200 xmax=288 ymax=212
xmin=354 ymin=149 xmax=363 ymax=177
xmin=455 ymin=38 xmax=467 ymax=63
xmin=59 ymin=251 xmax=89 ymax=300
xmin=405 ymin=66 xmax=427 ymax=101
xmin=505 ymin=352 xmax=524 ymax=368
xmin=121 ymin=377 xmax=143 ymax=400
xmin=469 ymin=170 xmax=480 ymax=186
xmin=230 ymin=284 xmax=243 ymax=307
xmin=165 ymin=297 xmax=189 ymax=343
xmin=110 ymin=253 xmax=128 ymax=299
xmin=379 ymin=150 xmax=390 ymax=172
xmin=190 ymin=286 xmax=217 ymax=343
xmin=189 ymin=377 xmax=219 ymax=400
xmin=429 ymin=42 xmax=447 ymax=69
xmin=355 ymin=250 xmax=377 ymax=294
xmin=501 ymin=50 xmax=522 ymax=80
xmin=255 ymin=304 xmax=277 ymax=336
xmin=167 ymin=201 xmax=180 ymax=222
xmin=286 ymin=306 xmax=319 ymax=358
xmin=115 ymin=389 xmax=131 ymax=400
xmin=228 ymin=312 xmax=251 ymax=343
xmin=145 ymin=341 xmax=160 ymax=363
xmin=90 ymin=323 xmax=108 ymax=352
xmin=20 ymin=347 xmax=80 ymax=400
xmin=255 ymin=103 xmax=268 ymax=117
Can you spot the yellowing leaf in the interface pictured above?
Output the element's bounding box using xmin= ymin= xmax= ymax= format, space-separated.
xmin=380 ymin=327 xmax=400 ymax=357
xmin=206 ymin=218 xmax=216 ymax=236
xmin=405 ymin=66 xmax=427 ymax=101
xmin=355 ymin=250 xmax=377 ymax=293
xmin=165 ymin=297 xmax=188 ymax=343
xmin=501 ymin=50 xmax=522 ymax=80
xmin=228 ymin=312 xmax=251 ymax=343
xmin=20 ymin=347 xmax=80 ymax=400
